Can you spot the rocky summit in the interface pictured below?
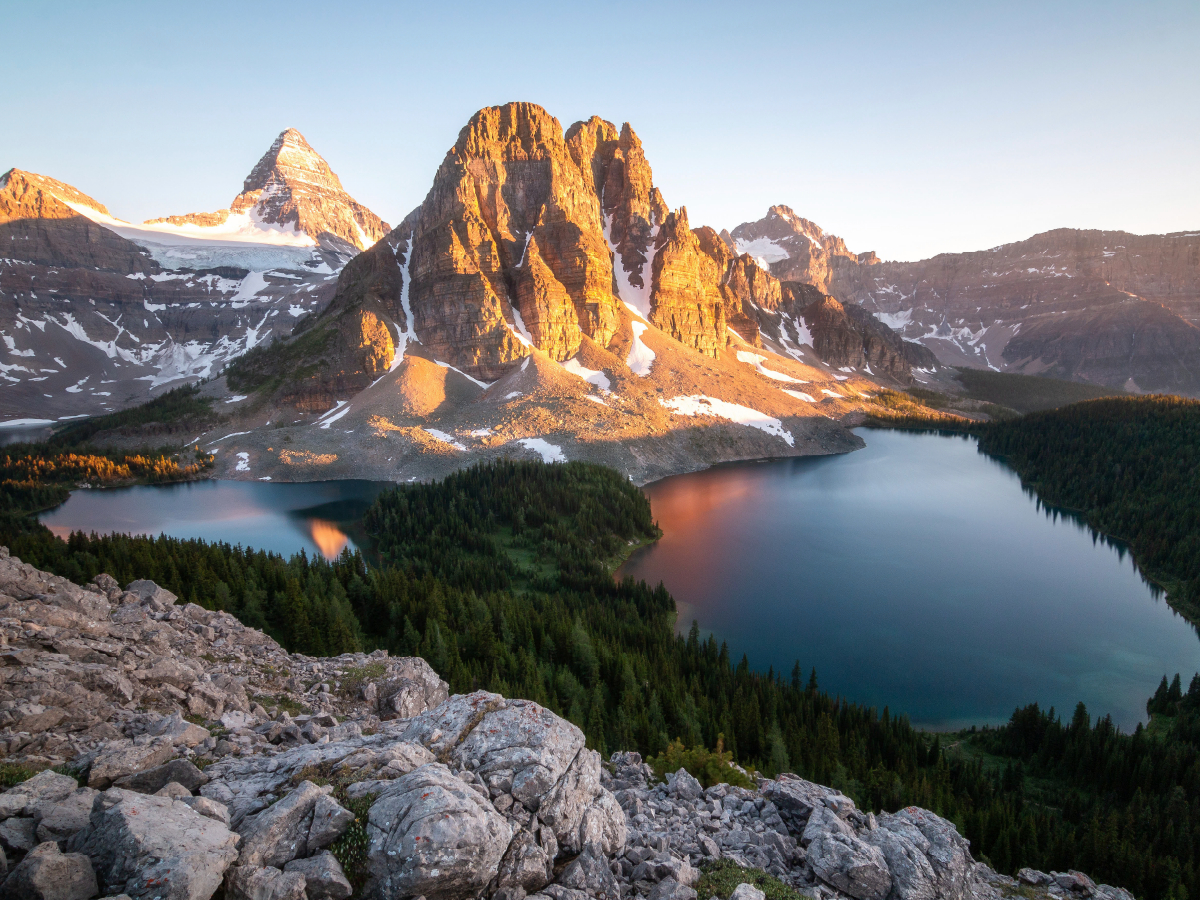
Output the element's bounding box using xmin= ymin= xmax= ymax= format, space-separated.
xmin=0 ymin=548 xmax=1128 ymax=900
xmin=147 ymin=129 xmax=392 ymax=252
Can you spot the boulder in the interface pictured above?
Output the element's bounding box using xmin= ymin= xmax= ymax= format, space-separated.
xmin=146 ymin=715 xmax=210 ymax=750
xmin=224 ymin=866 xmax=306 ymax=900
xmin=34 ymin=790 xmax=99 ymax=844
xmin=496 ymin=830 xmax=553 ymax=895
xmin=123 ymin=581 xmax=176 ymax=609
xmin=86 ymin=739 xmax=176 ymax=790
xmin=0 ymin=820 xmax=37 ymax=855
xmin=364 ymin=762 xmax=512 ymax=900
xmin=729 ymin=885 xmax=765 ymax=900
xmin=762 ymin=775 xmax=854 ymax=835
xmin=803 ymin=807 xmax=891 ymax=900
xmin=372 ymin=658 xmax=449 ymax=720
xmin=0 ymin=773 xmax=79 ymax=820
xmin=648 ymin=878 xmax=696 ymax=900
xmin=557 ymin=848 xmax=619 ymax=900
xmin=113 ymin=760 xmax=207 ymax=795
xmin=875 ymin=808 xmax=973 ymax=900
xmin=538 ymin=749 xmax=618 ymax=855
xmin=283 ymin=852 xmax=352 ymax=900
xmin=0 ymin=842 xmax=97 ymax=900
xmin=666 ymin=769 xmax=702 ymax=802
xmin=69 ymin=788 xmax=239 ymax=900
xmin=237 ymin=782 xmax=352 ymax=869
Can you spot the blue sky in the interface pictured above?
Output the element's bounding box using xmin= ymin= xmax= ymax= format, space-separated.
xmin=6 ymin=1 xmax=1197 ymax=260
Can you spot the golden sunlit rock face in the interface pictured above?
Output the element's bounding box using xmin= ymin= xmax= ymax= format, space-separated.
xmin=309 ymin=519 xmax=349 ymax=560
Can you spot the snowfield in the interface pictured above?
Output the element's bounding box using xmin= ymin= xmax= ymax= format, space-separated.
xmin=659 ymin=395 xmax=794 ymax=446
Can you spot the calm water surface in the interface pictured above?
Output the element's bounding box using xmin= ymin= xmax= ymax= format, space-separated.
xmin=619 ymin=429 xmax=1200 ymax=731
xmin=36 ymin=430 xmax=1199 ymax=731
xmin=40 ymin=479 xmax=392 ymax=561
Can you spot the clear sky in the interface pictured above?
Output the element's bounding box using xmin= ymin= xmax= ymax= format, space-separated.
xmin=6 ymin=1 xmax=1197 ymax=261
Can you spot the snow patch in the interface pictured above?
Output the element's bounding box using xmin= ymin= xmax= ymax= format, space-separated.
xmin=425 ymin=429 xmax=466 ymax=450
xmin=561 ymin=357 xmax=611 ymax=390
xmin=434 ymin=360 xmax=493 ymax=389
xmin=626 ymin=321 xmax=655 ymax=376
xmin=734 ymin=237 xmax=790 ymax=266
xmin=782 ymin=390 xmax=816 ymax=402
xmin=659 ymin=395 xmax=794 ymax=446
xmin=517 ymin=437 xmax=566 ymax=463
xmin=235 ymin=452 xmax=250 ymax=472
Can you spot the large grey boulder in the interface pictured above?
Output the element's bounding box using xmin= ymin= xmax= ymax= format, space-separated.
xmin=0 ymin=820 xmax=36 ymax=855
xmin=402 ymin=693 xmax=625 ymax=856
xmin=237 ymin=782 xmax=352 ymax=869
xmin=762 ymin=775 xmax=855 ymax=835
xmin=124 ymin=581 xmax=177 ymax=609
xmin=803 ymin=807 xmax=891 ymax=900
xmin=86 ymin=739 xmax=177 ymax=790
xmin=538 ymin=747 xmax=622 ymax=855
xmin=0 ymin=842 xmax=97 ymax=900
xmin=35 ymin=790 xmax=99 ymax=844
xmin=282 ymin=853 xmax=352 ymax=900
xmin=224 ymin=866 xmax=306 ymax=900
xmin=666 ymin=769 xmax=702 ymax=803
xmin=365 ymin=762 xmax=512 ymax=900
xmin=871 ymin=808 xmax=974 ymax=900
xmin=69 ymin=788 xmax=239 ymax=900
xmin=729 ymin=885 xmax=765 ymax=900
xmin=0 ymin=773 xmax=79 ymax=820
xmin=372 ymin=657 xmax=450 ymax=719
xmin=557 ymin=847 xmax=620 ymax=900
xmin=113 ymin=763 xmax=207 ymax=796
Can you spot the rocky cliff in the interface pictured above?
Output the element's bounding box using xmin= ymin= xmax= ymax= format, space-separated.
xmin=0 ymin=548 xmax=1131 ymax=900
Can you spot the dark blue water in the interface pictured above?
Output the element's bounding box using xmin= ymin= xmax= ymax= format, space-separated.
xmin=40 ymin=479 xmax=392 ymax=562
xmin=619 ymin=429 xmax=1200 ymax=731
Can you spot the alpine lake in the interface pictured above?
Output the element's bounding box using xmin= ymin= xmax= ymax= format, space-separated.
xmin=38 ymin=429 xmax=1200 ymax=732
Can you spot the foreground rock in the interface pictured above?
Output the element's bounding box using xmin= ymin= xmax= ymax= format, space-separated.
xmin=0 ymin=554 xmax=1136 ymax=900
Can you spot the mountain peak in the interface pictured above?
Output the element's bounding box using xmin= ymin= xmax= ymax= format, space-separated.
xmin=241 ymin=128 xmax=342 ymax=195
xmin=145 ymin=129 xmax=390 ymax=251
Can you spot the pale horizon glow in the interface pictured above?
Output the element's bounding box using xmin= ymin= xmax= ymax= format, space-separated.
xmin=5 ymin=1 xmax=1197 ymax=262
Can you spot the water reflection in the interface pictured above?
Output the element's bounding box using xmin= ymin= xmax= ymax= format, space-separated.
xmin=40 ymin=479 xmax=393 ymax=561
xmin=308 ymin=519 xmax=350 ymax=560
xmin=620 ymin=429 xmax=1200 ymax=731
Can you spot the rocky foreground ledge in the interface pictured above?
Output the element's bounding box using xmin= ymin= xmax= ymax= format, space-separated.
xmin=0 ymin=548 xmax=1131 ymax=900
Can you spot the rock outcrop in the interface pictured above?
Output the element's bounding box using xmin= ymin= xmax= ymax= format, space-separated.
xmin=0 ymin=551 xmax=1135 ymax=900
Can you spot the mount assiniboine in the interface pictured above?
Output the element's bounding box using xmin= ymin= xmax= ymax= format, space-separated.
xmin=2 ymin=102 xmax=1197 ymax=482
xmin=0 ymin=130 xmax=387 ymax=420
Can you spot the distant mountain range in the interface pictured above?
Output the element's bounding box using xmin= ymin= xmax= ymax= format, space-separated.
xmin=2 ymin=103 xmax=1196 ymax=481
xmin=729 ymin=206 xmax=1200 ymax=395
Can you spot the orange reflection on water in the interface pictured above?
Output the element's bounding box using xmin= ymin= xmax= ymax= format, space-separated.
xmin=309 ymin=519 xmax=349 ymax=560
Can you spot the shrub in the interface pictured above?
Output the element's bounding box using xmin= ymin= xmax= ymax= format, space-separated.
xmin=696 ymin=859 xmax=812 ymax=900
xmin=648 ymin=736 xmax=755 ymax=789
